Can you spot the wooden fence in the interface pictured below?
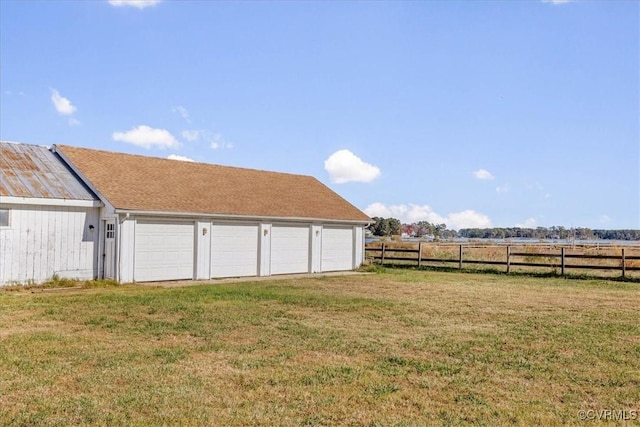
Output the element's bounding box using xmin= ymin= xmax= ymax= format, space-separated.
xmin=365 ymin=243 xmax=640 ymax=278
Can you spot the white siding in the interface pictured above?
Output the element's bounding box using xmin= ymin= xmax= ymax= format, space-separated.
xmin=195 ymin=220 xmax=211 ymax=280
xmin=270 ymin=224 xmax=310 ymax=275
xmin=321 ymin=226 xmax=354 ymax=272
xmin=210 ymin=223 xmax=259 ymax=278
xmin=118 ymin=216 xmax=135 ymax=283
xmin=0 ymin=204 xmax=99 ymax=285
xmin=354 ymin=226 xmax=364 ymax=268
xmin=310 ymin=224 xmax=322 ymax=273
xmin=134 ymin=220 xmax=194 ymax=282
xmin=87 ymin=213 xmax=365 ymax=283
xmin=259 ymin=223 xmax=271 ymax=276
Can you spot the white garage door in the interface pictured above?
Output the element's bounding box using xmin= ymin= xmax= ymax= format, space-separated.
xmin=135 ymin=220 xmax=194 ymax=282
xmin=321 ymin=226 xmax=354 ymax=272
xmin=211 ymin=223 xmax=259 ymax=278
xmin=271 ymin=225 xmax=310 ymax=275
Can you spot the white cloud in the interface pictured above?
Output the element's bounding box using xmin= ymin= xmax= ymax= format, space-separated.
xmin=50 ymin=88 xmax=76 ymax=115
xmin=364 ymin=203 xmax=445 ymax=224
xmin=526 ymin=181 xmax=544 ymax=192
xmin=522 ymin=181 xmax=551 ymax=199
xmin=364 ymin=203 xmax=492 ymax=230
xmin=516 ymin=218 xmax=538 ymax=228
xmin=108 ymin=0 xmax=161 ymax=9
xmin=447 ymin=210 xmax=492 ymax=229
xmin=324 ymin=150 xmax=380 ymax=184
xmin=208 ymin=133 xmax=233 ymax=149
xmin=167 ymin=154 xmax=194 ymax=162
xmin=173 ymin=106 xmax=191 ymax=123
xmin=112 ymin=125 xmax=179 ymax=149
xmin=180 ymin=129 xmax=233 ymax=149
xmin=473 ymin=169 xmax=494 ymax=180
xmin=496 ymin=184 xmax=509 ymax=194
xmin=68 ymin=117 xmax=81 ymax=126
xmin=542 ymin=0 xmax=572 ymax=4
xmin=181 ymin=130 xmax=199 ymax=141
xmin=599 ymin=215 xmax=611 ymax=224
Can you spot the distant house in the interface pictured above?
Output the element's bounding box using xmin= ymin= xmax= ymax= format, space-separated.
xmin=0 ymin=142 xmax=102 ymax=284
xmin=0 ymin=142 xmax=371 ymax=285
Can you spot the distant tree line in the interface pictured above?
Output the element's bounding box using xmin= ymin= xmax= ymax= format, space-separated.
xmin=592 ymin=229 xmax=640 ymax=240
xmin=368 ymin=217 xmax=403 ymax=237
xmin=367 ymin=218 xmax=457 ymax=240
xmin=367 ymin=217 xmax=640 ymax=241
xmin=457 ymin=227 xmax=640 ymax=241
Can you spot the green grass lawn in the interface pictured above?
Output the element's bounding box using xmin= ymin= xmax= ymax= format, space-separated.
xmin=1 ymin=270 xmax=639 ymax=426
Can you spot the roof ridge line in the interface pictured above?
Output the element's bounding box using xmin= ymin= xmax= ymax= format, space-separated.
xmin=54 ymin=144 xmax=315 ymax=179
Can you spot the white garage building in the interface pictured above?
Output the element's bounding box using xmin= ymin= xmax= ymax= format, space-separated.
xmin=51 ymin=144 xmax=371 ymax=283
xmin=0 ymin=142 xmax=102 ymax=285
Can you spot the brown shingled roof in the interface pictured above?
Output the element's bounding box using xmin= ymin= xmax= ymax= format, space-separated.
xmin=54 ymin=145 xmax=371 ymax=222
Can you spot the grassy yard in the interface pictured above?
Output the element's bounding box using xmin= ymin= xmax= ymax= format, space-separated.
xmin=1 ymin=270 xmax=639 ymax=426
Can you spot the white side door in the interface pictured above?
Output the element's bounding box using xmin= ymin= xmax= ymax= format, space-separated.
xmin=103 ymin=219 xmax=116 ymax=280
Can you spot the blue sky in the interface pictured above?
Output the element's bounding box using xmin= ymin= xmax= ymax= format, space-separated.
xmin=1 ymin=0 xmax=638 ymax=230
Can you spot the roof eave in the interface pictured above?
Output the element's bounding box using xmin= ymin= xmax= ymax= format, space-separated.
xmin=0 ymin=195 xmax=103 ymax=208
xmin=113 ymin=208 xmax=371 ymax=225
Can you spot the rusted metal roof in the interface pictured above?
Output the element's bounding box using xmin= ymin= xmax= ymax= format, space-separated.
xmin=0 ymin=141 xmax=97 ymax=200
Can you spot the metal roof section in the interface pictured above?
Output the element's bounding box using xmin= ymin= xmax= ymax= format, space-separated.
xmin=0 ymin=141 xmax=98 ymax=201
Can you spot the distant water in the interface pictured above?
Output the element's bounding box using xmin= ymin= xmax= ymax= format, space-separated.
xmin=453 ymin=238 xmax=640 ymax=246
xmin=365 ymin=237 xmax=640 ymax=246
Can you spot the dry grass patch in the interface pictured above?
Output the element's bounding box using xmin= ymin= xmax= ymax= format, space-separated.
xmin=1 ymin=271 xmax=639 ymax=426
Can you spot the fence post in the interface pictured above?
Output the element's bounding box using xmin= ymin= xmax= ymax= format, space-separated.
xmin=622 ymin=248 xmax=626 ymax=278
xmin=381 ymin=243 xmax=386 ymax=265
xmin=506 ymin=246 xmax=511 ymax=274
xmin=418 ymin=242 xmax=422 ymax=268
xmin=561 ymin=247 xmax=565 ymax=276
xmin=459 ymin=245 xmax=463 ymax=270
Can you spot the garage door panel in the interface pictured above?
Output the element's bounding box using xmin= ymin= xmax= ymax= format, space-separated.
xmin=211 ymin=224 xmax=259 ymax=278
xmin=271 ymin=225 xmax=310 ymax=275
xmin=135 ymin=221 xmax=194 ymax=282
xmin=321 ymin=227 xmax=353 ymax=272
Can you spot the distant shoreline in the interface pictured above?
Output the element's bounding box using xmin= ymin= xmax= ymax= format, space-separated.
xmin=366 ymin=237 xmax=640 ymax=246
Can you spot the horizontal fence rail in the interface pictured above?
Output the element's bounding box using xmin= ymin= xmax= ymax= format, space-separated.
xmin=366 ymin=243 xmax=640 ymax=278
